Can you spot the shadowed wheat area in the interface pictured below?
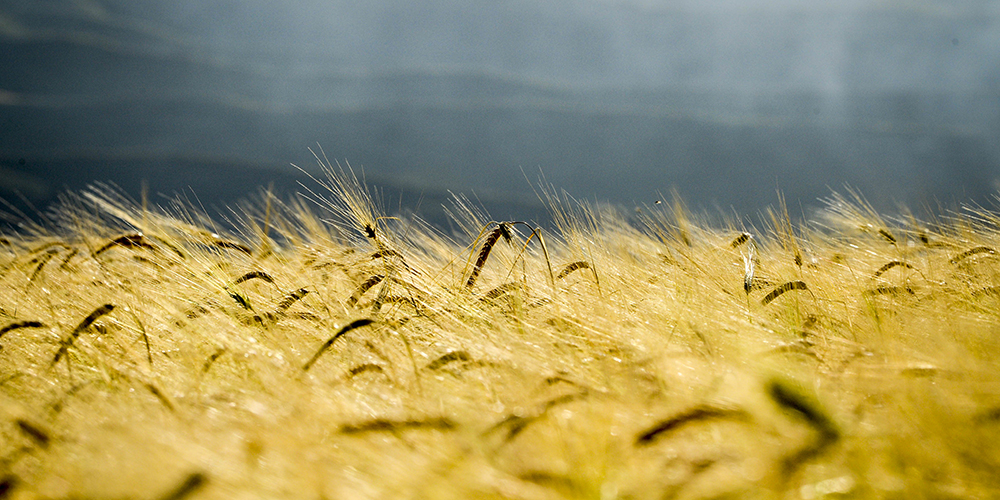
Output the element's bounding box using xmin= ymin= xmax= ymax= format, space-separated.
xmin=2 ymin=160 xmax=1000 ymax=499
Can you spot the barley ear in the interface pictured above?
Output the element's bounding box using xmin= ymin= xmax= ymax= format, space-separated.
xmin=52 ymin=304 xmax=116 ymax=366
xmin=761 ymin=281 xmax=808 ymax=306
xmin=303 ymin=319 xmax=375 ymax=371
xmin=466 ymin=223 xmax=506 ymax=289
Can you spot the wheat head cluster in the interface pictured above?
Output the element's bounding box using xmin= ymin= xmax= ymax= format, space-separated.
xmin=1 ymin=156 xmax=999 ymax=499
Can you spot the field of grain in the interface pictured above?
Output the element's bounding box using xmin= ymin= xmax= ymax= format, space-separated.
xmin=2 ymin=157 xmax=1000 ymax=499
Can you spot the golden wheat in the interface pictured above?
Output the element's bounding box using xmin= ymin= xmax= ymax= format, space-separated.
xmin=1 ymin=160 xmax=1000 ymax=499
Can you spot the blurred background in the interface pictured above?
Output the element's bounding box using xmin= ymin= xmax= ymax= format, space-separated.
xmin=2 ymin=0 xmax=999 ymax=228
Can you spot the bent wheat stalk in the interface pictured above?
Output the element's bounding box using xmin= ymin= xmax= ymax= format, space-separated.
xmin=509 ymin=221 xmax=556 ymax=292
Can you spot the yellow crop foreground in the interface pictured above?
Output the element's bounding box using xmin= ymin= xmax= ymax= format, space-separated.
xmin=2 ymin=160 xmax=999 ymax=499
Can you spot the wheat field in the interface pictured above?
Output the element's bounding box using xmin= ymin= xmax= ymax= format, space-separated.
xmin=1 ymin=157 xmax=999 ymax=499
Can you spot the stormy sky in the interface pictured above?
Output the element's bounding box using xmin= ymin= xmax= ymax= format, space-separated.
xmin=2 ymin=0 xmax=998 ymax=225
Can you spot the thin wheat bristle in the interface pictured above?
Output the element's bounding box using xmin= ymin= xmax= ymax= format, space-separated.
xmin=511 ymin=221 xmax=556 ymax=289
xmin=147 ymin=235 xmax=186 ymax=259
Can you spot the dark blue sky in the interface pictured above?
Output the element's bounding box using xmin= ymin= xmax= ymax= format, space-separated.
xmin=2 ymin=0 xmax=998 ymax=225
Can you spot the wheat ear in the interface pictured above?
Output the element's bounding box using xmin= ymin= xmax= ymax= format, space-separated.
xmin=0 ymin=321 xmax=45 ymax=340
xmin=761 ymin=281 xmax=808 ymax=306
xmin=466 ymin=223 xmax=508 ymax=288
xmin=303 ymin=318 xmax=375 ymax=371
xmin=52 ymin=304 xmax=116 ymax=365
xmin=93 ymin=233 xmax=156 ymax=256
xmin=555 ymin=261 xmax=590 ymax=280
xmin=636 ymin=405 xmax=751 ymax=446
xmin=872 ymin=260 xmax=915 ymax=278
xmin=950 ymin=246 xmax=996 ymax=264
